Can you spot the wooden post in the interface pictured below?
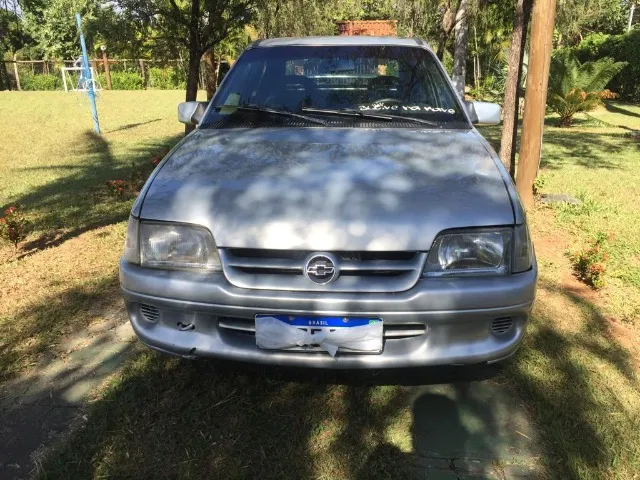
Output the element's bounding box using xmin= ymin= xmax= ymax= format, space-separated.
xmin=13 ymin=54 xmax=21 ymax=90
xmin=102 ymin=48 xmax=112 ymax=89
xmin=139 ymin=59 xmax=147 ymax=88
xmin=516 ymin=0 xmax=557 ymax=208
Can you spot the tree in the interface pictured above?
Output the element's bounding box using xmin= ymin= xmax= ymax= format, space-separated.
xmin=23 ymin=0 xmax=99 ymax=59
xmin=547 ymin=51 xmax=627 ymax=126
xmin=555 ymin=0 xmax=629 ymax=46
xmin=451 ymin=0 xmax=469 ymax=97
xmin=202 ymin=26 xmax=255 ymax=99
xmin=161 ymin=0 xmax=254 ymax=104
xmin=499 ymin=0 xmax=532 ymax=177
xmin=119 ymin=0 xmax=253 ymax=132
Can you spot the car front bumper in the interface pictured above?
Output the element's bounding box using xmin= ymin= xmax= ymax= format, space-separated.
xmin=119 ymin=260 xmax=537 ymax=368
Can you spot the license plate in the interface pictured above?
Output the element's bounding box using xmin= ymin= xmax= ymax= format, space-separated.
xmin=255 ymin=315 xmax=383 ymax=354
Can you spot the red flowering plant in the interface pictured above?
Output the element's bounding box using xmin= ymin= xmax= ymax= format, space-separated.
xmin=570 ymin=232 xmax=612 ymax=289
xmin=0 ymin=205 xmax=29 ymax=249
xmin=105 ymin=179 xmax=129 ymax=197
xmin=151 ymin=149 xmax=170 ymax=167
xmin=106 ymin=150 xmax=171 ymax=198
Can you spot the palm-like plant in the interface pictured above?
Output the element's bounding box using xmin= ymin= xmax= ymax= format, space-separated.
xmin=547 ymin=51 xmax=627 ymax=127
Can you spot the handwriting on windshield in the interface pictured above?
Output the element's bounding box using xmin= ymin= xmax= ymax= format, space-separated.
xmin=359 ymin=103 xmax=455 ymax=114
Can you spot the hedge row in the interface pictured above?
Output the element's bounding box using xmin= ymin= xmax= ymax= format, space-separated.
xmin=18 ymin=66 xmax=187 ymax=91
xmin=570 ymin=29 xmax=640 ymax=102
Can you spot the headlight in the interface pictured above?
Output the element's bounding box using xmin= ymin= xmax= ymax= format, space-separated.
xmin=133 ymin=221 xmax=221 ymax=270
xmin=424 ymin=229 xmax=512 ymax=276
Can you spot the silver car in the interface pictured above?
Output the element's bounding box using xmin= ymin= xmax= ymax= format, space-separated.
xmin=120 ymin=36 xmax=537 ymax=368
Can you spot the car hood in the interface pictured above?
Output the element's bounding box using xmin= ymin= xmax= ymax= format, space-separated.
xmin=141 ymin=128 xmax=514 ymax=251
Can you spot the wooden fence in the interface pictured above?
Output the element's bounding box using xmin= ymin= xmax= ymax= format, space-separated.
xmin=1 ymin=57 xmax=225 ymax=91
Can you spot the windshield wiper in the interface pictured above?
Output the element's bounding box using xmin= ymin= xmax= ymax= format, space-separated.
xmin=301 ymin=107 xmax=393 ymax=121
xmin=301 ymin=107 xmax=441 ymax=127
xmin=213 ymin=104 xmax=327 ymax=125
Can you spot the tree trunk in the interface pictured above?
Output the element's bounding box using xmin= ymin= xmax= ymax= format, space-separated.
xmin=186 ymin=50 xmax=200 ymax=102
xmin=203 ymin=47 xmax=218 ymax=101
xmin=185 ymin=0 xmax=201 ymax=134
xmin=452 ymin=0 xmax=469 ymax=99
xmin=499 ymin=0 xmax=532 ymax=178
xmin=628 ymin=1 xmax=636 ymax=32
xmin=0 ymin=52 xmax=7 ymax=91
xmin=436 ymin=39 xmax=447 ymax=61
xmin=437 ymin=0 xmax=456 ymax=61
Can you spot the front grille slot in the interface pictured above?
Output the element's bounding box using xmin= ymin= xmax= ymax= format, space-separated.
xmin=219 ymin=317 xmax=255 ymax=334
xmin=139 ymin=304 xmax=160 ymax=322
xmin=384 ymin=324 xmax=427 ymax=339
xmin=220 ymin=249 xmax=427 ymax=293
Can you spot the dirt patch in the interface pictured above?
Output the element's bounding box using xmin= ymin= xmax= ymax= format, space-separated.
xmin=530 ymin=210 xmax=640 ymax=370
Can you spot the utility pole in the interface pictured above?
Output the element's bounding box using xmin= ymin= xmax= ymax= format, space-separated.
xmin=516 ymin=0 xmax=556 ymax=208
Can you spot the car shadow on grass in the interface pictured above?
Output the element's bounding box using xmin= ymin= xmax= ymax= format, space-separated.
xmin=32 ymin=352 xmax=520 ymax=480
xmin=7 ymin=130 xmax=182 ymax=255
xmin=4 ymin=272 xmax=637 ymax=478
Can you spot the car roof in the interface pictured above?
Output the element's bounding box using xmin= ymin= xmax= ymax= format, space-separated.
xmin=250 ymin=36 xmax=432 ymax=51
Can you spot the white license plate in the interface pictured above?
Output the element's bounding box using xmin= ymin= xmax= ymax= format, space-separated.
xmin=255 ymin=315 xmax=383 ymax=354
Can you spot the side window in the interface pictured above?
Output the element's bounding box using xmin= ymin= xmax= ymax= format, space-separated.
xmin=219 ymin=60 xmax=267 ymax=105
xmin=286 ymin=59 xmax=307 ymax=75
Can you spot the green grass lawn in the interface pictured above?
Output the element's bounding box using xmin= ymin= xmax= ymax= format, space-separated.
xmin=1 ymin=92 xmax=639 ymax=479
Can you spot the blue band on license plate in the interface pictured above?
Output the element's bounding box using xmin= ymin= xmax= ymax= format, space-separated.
xmin=255 ymin=315 xmax=381 ymax=328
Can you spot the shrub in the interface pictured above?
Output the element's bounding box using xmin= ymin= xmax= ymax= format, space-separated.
xmin=547 ymin=51 xmax=627 ymax=127
xmin=106 ymin=151 xmax=169 ymax=197
xmin=533 ymin=174 xmax=547 ymax=196
xmin=570 ymin=232 xmax=611 ymax=289
xmin=105 ymin=179 xmax=130 ymax=197
xmin=0 ymin=205 xmax=29 ymax=249
xmin=572 ymin=30 xmax=640 ymax=102
xmin=98 ymin=71 xmax=144 ymax=90
xmin=148 ymin=66 xmax=186 ymax=90
xmin=597 ymin=89 xmax=618 ymax=100
xmin=20 ymin=73 xmax=62 ymax=91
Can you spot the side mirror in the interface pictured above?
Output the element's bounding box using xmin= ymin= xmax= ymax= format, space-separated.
xmin=465 ymin=101 xmax=501 ymax=125
xmin=178 ymin=101 xmax=208 ymax=125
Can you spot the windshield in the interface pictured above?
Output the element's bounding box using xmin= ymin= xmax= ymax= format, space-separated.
xmin=201 ymin=45 xmax=470 ymax=129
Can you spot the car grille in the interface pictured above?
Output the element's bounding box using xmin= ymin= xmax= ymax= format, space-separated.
xmin=218 ymin=249 xmax=427 ymax=293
